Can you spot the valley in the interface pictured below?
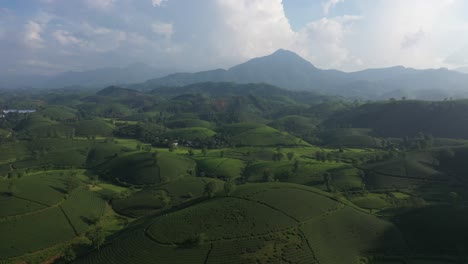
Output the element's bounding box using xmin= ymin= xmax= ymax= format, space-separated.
xmin=1 ymin=81 xmax=468 ymax=264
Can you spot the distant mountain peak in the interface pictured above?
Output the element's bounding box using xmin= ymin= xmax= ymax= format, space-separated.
xmin=271 ymin=48 xmax=297 ymax=56
xmin=230 ymin=48 xmax=317 ymax=72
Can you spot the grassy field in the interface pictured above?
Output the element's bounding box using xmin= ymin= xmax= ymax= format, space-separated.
xmin=0 ymin=196 xmax=46 ymax=217
xmin=0 ymin=206 xmax=76 ymax=259
xmin=0 ymin=171 xmax=67 ymax=206
xmin=61 ymin=188 xmax=106 ymax=234
xmin=195 ymin=157 xmax=245 ymax=180
xmin=74 ymin=182 xmax=409 ymax=264
xmin=146 ymin=196 xmax=297 ymax=243
xmin=166 ymin=118 xmax=215 ymax=129
xmin=73 ymin=119 xmax=115 ymax=137
xmin=162 ymin=127 xmax=216 ymax=141
xmin=97 ymin=151 xmax=196 ymax=185
xmin=300 ymin=207 xmax=406 ymax=264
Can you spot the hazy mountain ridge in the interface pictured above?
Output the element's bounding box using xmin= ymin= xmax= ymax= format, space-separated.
xmin=0 ymin=63 xmax=175 ymax=89
xmin=138 ymin=49 xmax=468 ymax=100
xmin=3 ymin=49 xmax=468 ymax=100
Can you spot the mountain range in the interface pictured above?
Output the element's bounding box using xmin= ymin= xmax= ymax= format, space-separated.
xmin=2 ymin=49 xmax=468 ymax=100
xmin=135 ymin=49 xmax=468 ymax=100
xmin=0 ymin=63 xmax=175 ymax=89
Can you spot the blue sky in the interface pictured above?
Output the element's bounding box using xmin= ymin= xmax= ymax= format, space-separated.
xmin=0 ymin=0 xmax=468 ymax=75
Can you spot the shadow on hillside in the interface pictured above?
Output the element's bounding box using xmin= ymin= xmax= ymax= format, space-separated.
xmin=49 ymin=185 xmax=66 ymax=194
xmin=372 ymin=204 xmax=468 ymax=261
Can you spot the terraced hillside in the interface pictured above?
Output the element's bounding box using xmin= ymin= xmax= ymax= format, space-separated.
xmin=0 ymin=171 xmax=106 ymax=259
xmin=75 ymin=183 xmax=407 ymax=264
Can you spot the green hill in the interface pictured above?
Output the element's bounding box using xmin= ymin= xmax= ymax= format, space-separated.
xmin=76 ymin=183 xmax=406 ymax=264
xmin=73 ymin=119 xmax=115 ymax=137
xmin=161 ymin=127 xmax=216 ymax=141
xmin=112 ymin=177 xmax=224 ymax=217
xmin=325 ymin=100 xmax=468 ymax=139
xmin=166 ymin=119 xmax=214 ymax=129
xmin=320 ymin=128 xmax=383 ymax=147
xmin=97 ymin=151 xmax=196 ymax=185
xmin=219 ymin=123 xmax=310 ymax=147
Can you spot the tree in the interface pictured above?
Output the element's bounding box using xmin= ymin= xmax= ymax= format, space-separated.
xmin=154 ymin=190 xmax=171 ymax=207
xmin=86 ymin=227 xmax=106 ymax=250
xmin=204 ymin=181 xmax=217 ymax=198
xmin=62 ymin=246 xmax=76 ymax=262
xmin=181 ymin=233 xmax=208 ymax=248
xmin=65 ymin=175 xmax=81 ymax=194
xmin=201 ymin=147 xmax=208 ymax=156
xmin=324 ymin=173 xmax=332 ymax=192
xmin=6 ymin=180 xmax=16 ymax=196
xmin=224 ymin=180 xmax=236 ymax=195
xmin=293 ymin=159 xmax=299 ymax=172
xmin=152 ymin=151 xmax=160 ymax=165
xmin=263 ymin=169 xmax=274 ymax=182
xmin=169 ymin=145 xmax=176 ymax=152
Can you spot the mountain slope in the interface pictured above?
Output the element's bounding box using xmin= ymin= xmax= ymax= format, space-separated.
xmin=137 ymin=49 xmax=468 ymax=100
xmin=138 ymin=49 xmax=350 ymax=91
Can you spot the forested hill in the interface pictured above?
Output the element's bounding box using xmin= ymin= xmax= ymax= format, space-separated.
xmin=324 ymin=99 xmax=468 ymax=138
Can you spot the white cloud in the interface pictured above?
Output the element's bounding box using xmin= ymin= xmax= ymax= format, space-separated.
xmin=24 ymin=21 xmax=44 ymax=48
xmin=322 ymin=0 xmax=344 ymax=15
xmin=293 ymin=16 xmax=356 ymax=68
xmin=401 ymin=30 xmax=426 ymax=49
xmin=53 ymin=30 xmax=85 ymax=46
xmin=3 ymin=0 xmax=468 ymax=74
xmin=152 ymin=0 xmax=168 ymax=7
xmin=212 ymin=0 xmax=295 ymax=62
xmin=85 ymin=0 xmax=115 ymax=10
xmin=152 ymin=22 xmax=173 ymax=38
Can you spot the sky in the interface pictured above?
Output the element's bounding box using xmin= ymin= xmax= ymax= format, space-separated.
xmin=0 ymin=0 xmax=468 ymax=75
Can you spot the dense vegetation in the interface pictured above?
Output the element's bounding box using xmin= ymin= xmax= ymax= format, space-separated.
xmin=1 ymin=82 xmax=468 ymax=264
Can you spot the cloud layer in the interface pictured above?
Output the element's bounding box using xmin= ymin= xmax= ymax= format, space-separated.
xmin=0 ymin=0 xmax=467 ymax=75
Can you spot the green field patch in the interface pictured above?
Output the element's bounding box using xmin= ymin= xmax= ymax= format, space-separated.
xmin=207 ymin=230 xmax=316 ymax=264
xmin=158 ymin=177 xmax=224 ymax=203
xmin=390 ymin=192 xmax=411 ymax=199
xmin=147 ymin=197 xmax=297 ymax=244
xmin=196 ymin=157 xmax=245 ymax=180
xmin=0 ymin=172 xmax=66 ymax=206
xmin=36 ymin=148 xmax=88 ymax=167
xmin=268 ymin=115 xmax=318 ymax=134
xmin=112 ymin=189 xmax=168 ymax=217
xmin=301 ymin=207 xmax=406 ymax=264
xmin=38 ymin=105 xmax=77 ymax=121
xmin=0 ymin=207 xmax=75 ymax=259
xmin=245 ymin=187 xmax=339 ymax=221
xmin=162 ymin=127 xmax=216 ymax=141
xmin=61 ymin=188 xmax=106 ymax=235
xmin=73 ymin=119 xmax=115 ymax=137
xmin=329 ymin=166 xmax=363 ymax=191
xmin=229 ymin=125 xmax=310 ymax=147
xmin=99 ymin=152 xmax=196 ymax=185
xmin=0 ymin=141 xmax=29 ymax=163
xmin=349 ymin=193 xmax=391 ymax=210
xmin=0 ymin=196 xmax=46 ymax=217
xmin=112 ymin=177 xmax=223 ymax=217
xmin=74 ymin=231 xmax=210 ymax=264
xmin=166 ymin=118 xmax=214 ymax=129
xmin=86 ymin=142 xmax=132 ymax=167
xmin=320 ymin=128 xmax=382 ymax=147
